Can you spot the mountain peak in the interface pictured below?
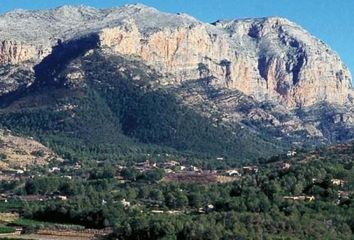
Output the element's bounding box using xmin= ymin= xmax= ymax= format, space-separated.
xmin=54 ymin=4 xmax=97 ymax=11
xmin=120 ymin=3 xmax=155 ymax=10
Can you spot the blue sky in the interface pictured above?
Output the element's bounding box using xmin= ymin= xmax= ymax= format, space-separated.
xmin=0 ymin=0 xmax=353 ymax=77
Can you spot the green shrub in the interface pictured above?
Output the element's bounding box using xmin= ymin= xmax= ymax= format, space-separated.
xmin=30 ymin=150 xmax=45 ymax=157
xmin=0 ymin=153 xmax=7 ymax=161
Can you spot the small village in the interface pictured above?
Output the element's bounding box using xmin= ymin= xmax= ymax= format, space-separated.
xmin=130 ymin=158 xmax=258 ymax=183
xmin=0 ymin=149 xmax=351 ymax=209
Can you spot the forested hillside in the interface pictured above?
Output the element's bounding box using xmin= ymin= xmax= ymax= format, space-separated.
xmin=0 ymin=50 xmax=283 ymax=165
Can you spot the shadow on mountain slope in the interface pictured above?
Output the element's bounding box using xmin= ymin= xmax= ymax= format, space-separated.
xmin=0 ymin=34 xmax=100 ymax=107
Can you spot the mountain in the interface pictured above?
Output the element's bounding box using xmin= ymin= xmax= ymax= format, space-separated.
xmin=0 ymin=4 xmax=352 ymax=105
xmin=0 ymin=4 xmax=353 ymax=163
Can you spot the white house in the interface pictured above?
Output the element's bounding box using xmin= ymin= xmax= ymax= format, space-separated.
xmin=287 ymin=151 xmax=297 ymax=157
xmin=121 ymin=199 xmax=131 ymax=208
xmin=225 ymin=169 xmax=241 ymax=177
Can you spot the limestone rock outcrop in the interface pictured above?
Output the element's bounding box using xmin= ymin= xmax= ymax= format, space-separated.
xmin=0 ymin=4 xmax=351 ymax=108
xmin=98 ymin=15 xmax=352 ymax=108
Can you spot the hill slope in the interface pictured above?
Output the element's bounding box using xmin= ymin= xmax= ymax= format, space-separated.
xmin=0 ymin=129 xmax=57 ymax=170
xmin=0 ymin=50 xmax=283 ymax=163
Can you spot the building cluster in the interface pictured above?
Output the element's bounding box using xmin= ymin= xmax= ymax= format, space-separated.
xmin=133 ymin=160 xmax=203 ymax=174
xmin=283 ymin=195 xmax=316 ymax=201
xmin=130 ymin=159 xmax=260 ymax=178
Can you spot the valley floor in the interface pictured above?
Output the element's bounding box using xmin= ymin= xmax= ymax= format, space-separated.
xmin=0 ymin=144 xmax=354 ymax=239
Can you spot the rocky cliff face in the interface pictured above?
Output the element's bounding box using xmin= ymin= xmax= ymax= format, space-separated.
xmin=98 ymin=15 xmax=352 ymax=108
xmin=0 ymin=4 xmax=353 ymax=146
xmin=215 ymin=18 xmax=352 ymax=107
xmin=0 ymin=4 xmax=352 ymax=108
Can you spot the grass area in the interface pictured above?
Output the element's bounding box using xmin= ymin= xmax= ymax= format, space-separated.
xmin=12 ymin=219 xmax=85 ymax=231
xmin=12 ymin=219 xmax=47 ymax=227
xmin=0 ymin=213 xmax=19 ymax=223
xmin=0 ymin=226 xmax=16 ymax=234
xmin=0 ymin=201 xmax=25 ymax=213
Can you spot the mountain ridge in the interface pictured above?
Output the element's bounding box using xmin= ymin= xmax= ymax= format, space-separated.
xmin=0 ymin=4 xmax=353 ymax=161
xmin=0 ymin=4 xmax=351 ymax=108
